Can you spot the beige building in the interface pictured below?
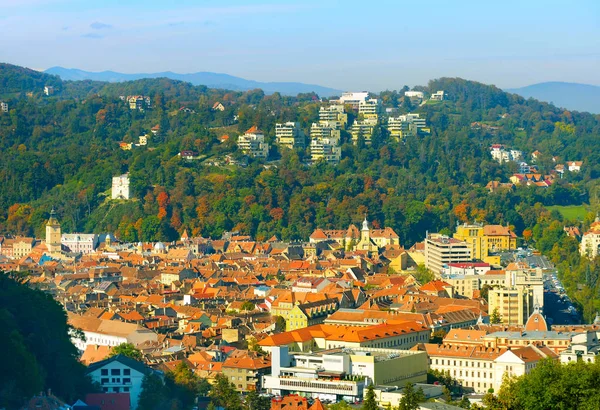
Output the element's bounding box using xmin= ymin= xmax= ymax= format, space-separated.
xmin=276 ymin=122 xmax=305 ymax=149
xmin=319 ymin=105 xmax=347 ymax=129
xmin=238 ymin=126 xmax=270 ymax=158
xmin=580 ymin=219 xmax=600 ymax=258
xmin=358 ymin=98 xmax=380 ymax=119
xmin=418 ymin=343 xmax=557 ymax=394
xmin=222 ymin=353 xmax=271 ymax=392
xmin=309 ymin=219 xmax=400 ymax=252
xmin=13 ymin=237 xmax=36 ymax=258
xmin=350 ymin=117 xmax=378 ymax=145
xmin=424 ymin=234 xmax=472 ymax=275
xmin=387 ymin=113 xmax=427 ymax=140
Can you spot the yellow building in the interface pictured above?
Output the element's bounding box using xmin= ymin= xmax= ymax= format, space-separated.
xmin=287 ymin=298 xmax=339 ymax=331
xmin=454 ymin=223 xmax=517 ymax=262
xmin=488 ymin=286 xmax=534 ymax=326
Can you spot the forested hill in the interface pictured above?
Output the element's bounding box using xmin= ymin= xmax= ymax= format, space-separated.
xmin=1 ymin=63 xmax=599 ymax=249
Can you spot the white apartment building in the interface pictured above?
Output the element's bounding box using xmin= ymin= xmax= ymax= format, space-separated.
xmin=311 ymin=137 xmax=341 ymax=164
xmin=424 ymin=234 xmax=472 ymax=275
xmin=264 ymin=346 xmax=428 ymax=402
xmin=112 ymin=173 xmax=130 ymax=200
xmin=276 ymin=122 xmax=305 ymax=149
xmin=61 ymin=233 xmax=98 ymax=254
xmin=310 ymin=122 xmax=341 ymax=140
xmin=404 ymin=91 xmax=424 ymax=104
xmin=430 ymin=91 xmax=445 ymax=101
xmin=351 ymin=117 xmax=378 ymax=145
xmin=238 ymin=126 xmax=270 ymax=159
xmin=1 ymin=102 xmax=8 ymax=112
xmin=319 ymin=105 xmax=347 ymax=128
xmin=358 ymin=99 xmax=380 ymax=118
xmin=337 ymin=91 xmax=369 ymax=108
xmin=387 ymin=113 xmax=427 ymax=140
xmin=87 ymin=355 xmax=163 ymax=410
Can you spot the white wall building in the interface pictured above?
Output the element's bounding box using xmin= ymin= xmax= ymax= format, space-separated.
xmin=112 ymin=173 xmax=130 ymax=200
xmin=1 ymin=102 xmax=8 ymax=112
xmin=337 ymin=91 xmax=369 ymax=108
xmin=238 ymin=126 xmax=270 ymax=158
xmin=276 ymin=122 xmax=305 ymax=149
xmin=61 ymin=233 xmax=98 ymax=254
xmin=87 ymin=355 xmax=164 ymax=410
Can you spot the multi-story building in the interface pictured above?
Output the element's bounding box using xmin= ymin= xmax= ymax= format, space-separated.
xmin=417 ymin=343 xmax=556 ymax=394
xmin=238 ymin=126 xmax=270 ymax=159
xmin=442 ymin=269 xmax=505 ymax=299
xmin=430 ymin=91 xmax=445 ymax=101
xmin=276 ymin=122 xmax=305 ymax=150
xmin=580 ymin=219 xmax=600 ymax=258
xmin=12 ymin=237 xmax=36 ymax=258
xmin=1 ymin=101 xmax=8 ymax=112
xmin=87 ymin=355 xmax=163 ymax=409
xmin=221 ymin=353 xmax=271 ymax=392
xmin=358 ymin=99 xmax=380 ymax=119
xmin=424 ymin=234 xmax=472 ymax=275
xmin=286 ymin=298 xmax=339 ymax=331
xmin=69 ymin=314 xmax=159 ymax=353
xmin=112 ymin=173 xmax=130 ymax=200
xmin=453 ymin=223 xmax=517 ymax=262
xmin=309 ymin=220 xmax=400 ymax=251
xmin=259 ymin=322 xmax=431 ymax=354
xmin=387 ymin=114 xmax=427 ymax=140
xmin=61 ymin=234 xmax=98 ymax=254
xmin=310 ymin=122 xmax=341 ymax=140
xmin=310 ymin=138 xmax=341 ymax=164
xmin=337 ymin=91 xmax=369 ymax=109
xmin=404 ymin=91 xmax=424 ymax=105
xmin=264 ymin=346 xmax=428 ymax=402
xmin=351 ymin=117 xmax=378 ymax=145
xmin=319 ymin=105 xmax=347 ymax=129
xmin=44 ymin=85 xmax=54 ymax=96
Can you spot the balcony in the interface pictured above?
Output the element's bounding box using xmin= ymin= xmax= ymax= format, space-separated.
xmin=264 ymin=375 xmax=364 ymax=396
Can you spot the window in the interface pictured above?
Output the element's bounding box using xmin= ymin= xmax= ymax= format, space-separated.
xmin=101 ymin=369 xmax=108 ymax=376
xmin=123 ymin=369 xmax=131 ymax=376
xmin=101 ymin=378 xmax=109 ymax=384
xmin=111 ymin=369 xmax=120 ymax=376
xmin=123 ymin=378 xmax=131 ymax=384
xmin=113 ymin=387 xmax=119 ymax=393
xmin=124 ymin=387 xmax=130 ymax=392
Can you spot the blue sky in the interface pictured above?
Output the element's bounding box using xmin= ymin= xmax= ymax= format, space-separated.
xmin=1 ymin=0 xmax=599 ymax=90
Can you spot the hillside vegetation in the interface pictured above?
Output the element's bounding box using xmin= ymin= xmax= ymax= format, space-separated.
xmin=2 ymin=63 xmax=600 ymax=319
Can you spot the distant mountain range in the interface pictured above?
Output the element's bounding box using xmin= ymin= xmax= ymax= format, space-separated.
xmin=506 ymin=82 xmax=600 ymax=114
xmin=44 ymin=66 xmax=342 ymax=97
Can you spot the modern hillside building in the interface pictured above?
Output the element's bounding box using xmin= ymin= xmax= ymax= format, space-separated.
xmin=238 ymin=126 xmax=270 ymax=159
xmin=424 ymin=234 xmax=472 ymax=275
xmin=276 ymin=122 xmax=305 ymax=149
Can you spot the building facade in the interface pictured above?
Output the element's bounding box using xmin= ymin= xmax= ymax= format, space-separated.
xmin=238 ymin=126 xmax=270 ymax=158
xmin=112 ymin=174 xmax=130 ymax=200
xmin=424 ymin=234 xmax=472 ymax=275
xmin=276 ymin=122 xmax=305 ymax=149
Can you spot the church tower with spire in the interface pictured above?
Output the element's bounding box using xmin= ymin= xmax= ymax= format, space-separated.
xmin=45 ymin=208 xmax=62 ymax=253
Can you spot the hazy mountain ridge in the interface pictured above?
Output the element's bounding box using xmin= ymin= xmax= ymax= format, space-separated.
xmin=506 ymin=82 xmax=600 ymax=114
xmin=44 ymin=66 xmax=342 ymax=97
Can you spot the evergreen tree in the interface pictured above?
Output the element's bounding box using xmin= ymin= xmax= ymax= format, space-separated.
xmin=109 ymin=343 xmax=143 ymax=361
xmin=397 ymin=382 xmax=425 ymax=410
xmin=361 ymin=384 xmax=378 ymax=410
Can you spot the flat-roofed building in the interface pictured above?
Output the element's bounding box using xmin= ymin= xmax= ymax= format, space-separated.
xmin=264 ymin=346 xmax=428 ymax=402
xmin=387 ymin=113 xmax=427 ymax=140
xmin=358 ymin=98 xmax=380 ymax=119
xmin=319 ymin=105 xmax=347 ymax=129
xmin=425 ymin=233 xmax=472 ymax=275
xmin=351 ymin=117 xmax=378 ymax=145
xmin=276 ymin=122 xmax=305 ymax=149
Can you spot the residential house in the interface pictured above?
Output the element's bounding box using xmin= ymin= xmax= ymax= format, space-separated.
xmin=86 ymin=354 xmax=163 ymax=409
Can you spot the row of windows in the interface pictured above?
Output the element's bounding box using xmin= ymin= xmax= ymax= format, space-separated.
xmin=280 ymin=379 xmax=354 ymax=392
xmin=102 ymin=387 xmax=130 ymax=393
xmin=100 ymin=368 xmax=131 ymax=376
xmin=434 ymin=359 xmax=491 ymax=368
xmin=100 ymin=378 xmax=131 ymax=384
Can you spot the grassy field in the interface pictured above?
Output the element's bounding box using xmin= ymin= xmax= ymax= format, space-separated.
xmin=546 ymin=204 xmax=589 ymax=221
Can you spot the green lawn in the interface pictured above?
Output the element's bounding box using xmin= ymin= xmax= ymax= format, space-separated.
xmin=546 ymin=205 xmax=589 ymax=221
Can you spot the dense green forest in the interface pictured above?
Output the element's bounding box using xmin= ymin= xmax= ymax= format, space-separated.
xmin=2 ymin=62 xmax=600 ymax=318
xmin=0 ymin=272 xmax=93 ymax=408
xmin=482 ymin=358 xmax=600 ymax=410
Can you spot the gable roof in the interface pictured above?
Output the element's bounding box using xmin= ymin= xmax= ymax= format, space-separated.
xmin=86 ymin=354 xmax=162 ymax=377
